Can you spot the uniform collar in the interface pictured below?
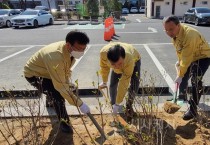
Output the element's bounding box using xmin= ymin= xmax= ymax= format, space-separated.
xmin=174 ymin=24 xmax=184 ymax=41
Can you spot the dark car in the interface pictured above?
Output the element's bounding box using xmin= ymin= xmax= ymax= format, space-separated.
xmin=183 ymin=7 xmax=210 ymax=26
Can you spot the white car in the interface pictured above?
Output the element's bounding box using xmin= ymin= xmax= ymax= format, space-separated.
xmin=122 ymin=8 xmax=129 ymax=14
xmin=0 ymin=9 xmax=22 ymax=27
xmin=11 ymin=9 xmax=54 ymax=28
xmin=139 ymin=6 xmax=145 ymax=13
xmin=130 ymin=7 xmax=138 ymax=13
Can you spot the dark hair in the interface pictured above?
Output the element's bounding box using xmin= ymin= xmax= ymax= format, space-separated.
xmin=107 ymin=44 xmax=125 ymax=62
xmin=65 ymin=30 xmax=90 ymax=45
xmin=163 ymin=15 xmax=180 ymax=25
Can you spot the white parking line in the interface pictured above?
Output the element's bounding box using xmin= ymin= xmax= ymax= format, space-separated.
xmin=144 ymin=44 xmax=174 ymax=92
xmin=148 ymin=27 xmax=157 ymax=33
xmin=136 ymin=19 xmax=141 ymax=23
xmin=0 ymin=46 xmax=34 ymax=63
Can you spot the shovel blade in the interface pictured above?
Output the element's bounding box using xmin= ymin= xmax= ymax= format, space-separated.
xmin=170 ymin=99 xmax=185 ymax=107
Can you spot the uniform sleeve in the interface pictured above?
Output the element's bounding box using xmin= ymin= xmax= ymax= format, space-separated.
xmin=116 ymin=58 xmax=135 ymax=104
xmin=43 ymin=54 xmax=83 ymax=106
xmin=178 ymin=32 xmax=197 ymax=77
xmin=100 ymin=51 xmax=110 ymax=83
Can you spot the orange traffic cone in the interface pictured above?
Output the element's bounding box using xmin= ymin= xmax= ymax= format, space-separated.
xmin=110 ymin=17 xmax=115 ymax=36
xmin=104 ymin=18 xmax=111 ymax=41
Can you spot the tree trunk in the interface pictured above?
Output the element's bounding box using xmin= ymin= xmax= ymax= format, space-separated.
xmin=47 ymin=0 xmax=52 ymax=13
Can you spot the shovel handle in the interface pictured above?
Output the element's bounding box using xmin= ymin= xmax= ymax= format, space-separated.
xmin=87 ymin=112 xmax=107 ymax=140
xmin=175 ymin=83 xmax=179 ymax=92
xmin=173 ymin=83 xmax=179 ymax=103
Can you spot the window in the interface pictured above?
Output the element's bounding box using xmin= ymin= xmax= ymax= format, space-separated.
xmin=10 ymin=10 xmax=16 ymax=15
xmin=187 ymin=9 xmax=191 ymax=13
xmin=201 ymin=1 xmax=208 ymax=5
xmin=165 ymin=2 xmax=170 ymax=5
xmin=180 ymin=1 xmax=188 ymax=5
xmin=183 ymin=1 xmax=188 ymax=5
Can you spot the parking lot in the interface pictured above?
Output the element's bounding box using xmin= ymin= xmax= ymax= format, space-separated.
xmin=0 ymin=14 xmax=210 ymax=114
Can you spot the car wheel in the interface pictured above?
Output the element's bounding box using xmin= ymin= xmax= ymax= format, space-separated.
xmin=49 ymin=18 xmax=53 ymax=25
xmin=6 ymin=20 xmax=12 ymax=27
xmin=33 ymin=20 xmax=38 ymax=28
xmin=195 ymin=18 xmax=199 ymax=26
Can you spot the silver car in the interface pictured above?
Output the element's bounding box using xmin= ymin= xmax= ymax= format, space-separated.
xmin=0 ymin=9 xmax=22 ymax=27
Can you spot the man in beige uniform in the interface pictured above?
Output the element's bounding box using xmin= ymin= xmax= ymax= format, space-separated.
xmin=24 ymin=30 xmax=90 ymax=133
xmin=99 ymin=42 xmax=141 ymax=120
xmin=163 ymin=15 xmax=210 ymax=120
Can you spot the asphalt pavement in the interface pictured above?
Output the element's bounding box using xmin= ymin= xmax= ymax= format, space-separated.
xmin=0 ymin=14 xmax=210 ymax=117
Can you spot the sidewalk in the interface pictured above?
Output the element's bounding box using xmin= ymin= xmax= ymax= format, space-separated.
xmin=1 ymin=94 xmax=210 ymax=117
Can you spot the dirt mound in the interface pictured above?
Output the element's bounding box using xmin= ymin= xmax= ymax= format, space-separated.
xmin=163 ymin=101 xmax=181 ymax=114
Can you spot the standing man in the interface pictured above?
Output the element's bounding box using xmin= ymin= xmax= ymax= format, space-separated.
xmin=163 ymin=15 xmax=210 ymax=120
xmin=24 ymin=30 xmax=90 ymax=133
xmin=99 ymin=42 xmax=141 ymax=119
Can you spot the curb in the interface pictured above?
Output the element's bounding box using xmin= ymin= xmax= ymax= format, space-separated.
xmin=1 ymin=86 xmax=210 ymax=98
xmin=1 ymin=101 xmax=210 ymax=118
xmin=0 ymin=87 xmax=168 ymax=98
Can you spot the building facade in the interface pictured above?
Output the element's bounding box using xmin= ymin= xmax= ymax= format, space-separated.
xmin=146 ymin=0 xmax=210 ymax=18
xmin=8 ymin=0 xmax=83 ymax=10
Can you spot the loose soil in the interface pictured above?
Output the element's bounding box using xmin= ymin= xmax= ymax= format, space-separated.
xmin=0 ymin=112 xmax=210 ymax=145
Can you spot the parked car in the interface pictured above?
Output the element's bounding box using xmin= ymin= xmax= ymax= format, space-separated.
xmin=130 ymin=7 xmax=138 ymax=13
xmin=0 ymin=9 xmax=22 ymax=27
xmin=183 ymin=7 xmax=210 ymax=26
xmin=11 ymin=9 xmax=54 ymax=28
xmin=35 ymin=6 xmax=49 ymax=11
xmin=139 ymin=6 xmax=145 ymax=13
xmin=122 ymin=8 xmax=129 ymax=14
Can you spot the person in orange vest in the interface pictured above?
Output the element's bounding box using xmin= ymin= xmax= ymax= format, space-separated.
xmin=99 ymin=42 xmax=141 ymax=121
xmin=163 ymin=15 xmax=210 ymax=120
xmin=24 ymin=30 xmax=90 ymax=133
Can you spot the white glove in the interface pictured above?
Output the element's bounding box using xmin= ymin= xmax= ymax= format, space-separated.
xmin=99 ymin=82 xmax=107 ymax=89
xmin=175 ymin=61 xmax=180 ymax=74
xmin=112 ymin=104 xmax=120 ymax=115
xmin=79 ymin=103 xmax=90 ymax=114
xmin=174 ymin=76 xmax=182 ymax=84
xmin=175 ymin=61 xmax=180 ymax=67
xmin=69 ymin=82 xmax=77 ymax=91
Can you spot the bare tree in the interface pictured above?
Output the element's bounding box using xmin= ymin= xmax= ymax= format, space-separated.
xmin=46 ymin=0 xmax=52 ymax=13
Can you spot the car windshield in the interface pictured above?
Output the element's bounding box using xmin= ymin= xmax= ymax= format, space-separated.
xmin=197 ymin=8 xmax=210 ymax=13
xmin=0 ymin=10 xmax=9 ymax=15
xmin=21 ymin=10 xmax=38 ymax=15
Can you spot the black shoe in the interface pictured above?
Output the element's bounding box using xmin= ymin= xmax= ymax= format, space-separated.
xmin=60 ymin=121 xmax=73 ymax=133
xmin=182 ymin=108 xmax=197 ymax=121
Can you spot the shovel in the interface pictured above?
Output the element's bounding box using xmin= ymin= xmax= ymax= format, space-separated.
xmin=87 ymin=112 xmax=107 ymax=140
xmin=74 ymin=88 xmax=107 ymax=140
xmin=163 ymin=83 xmax=184 ymax=114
